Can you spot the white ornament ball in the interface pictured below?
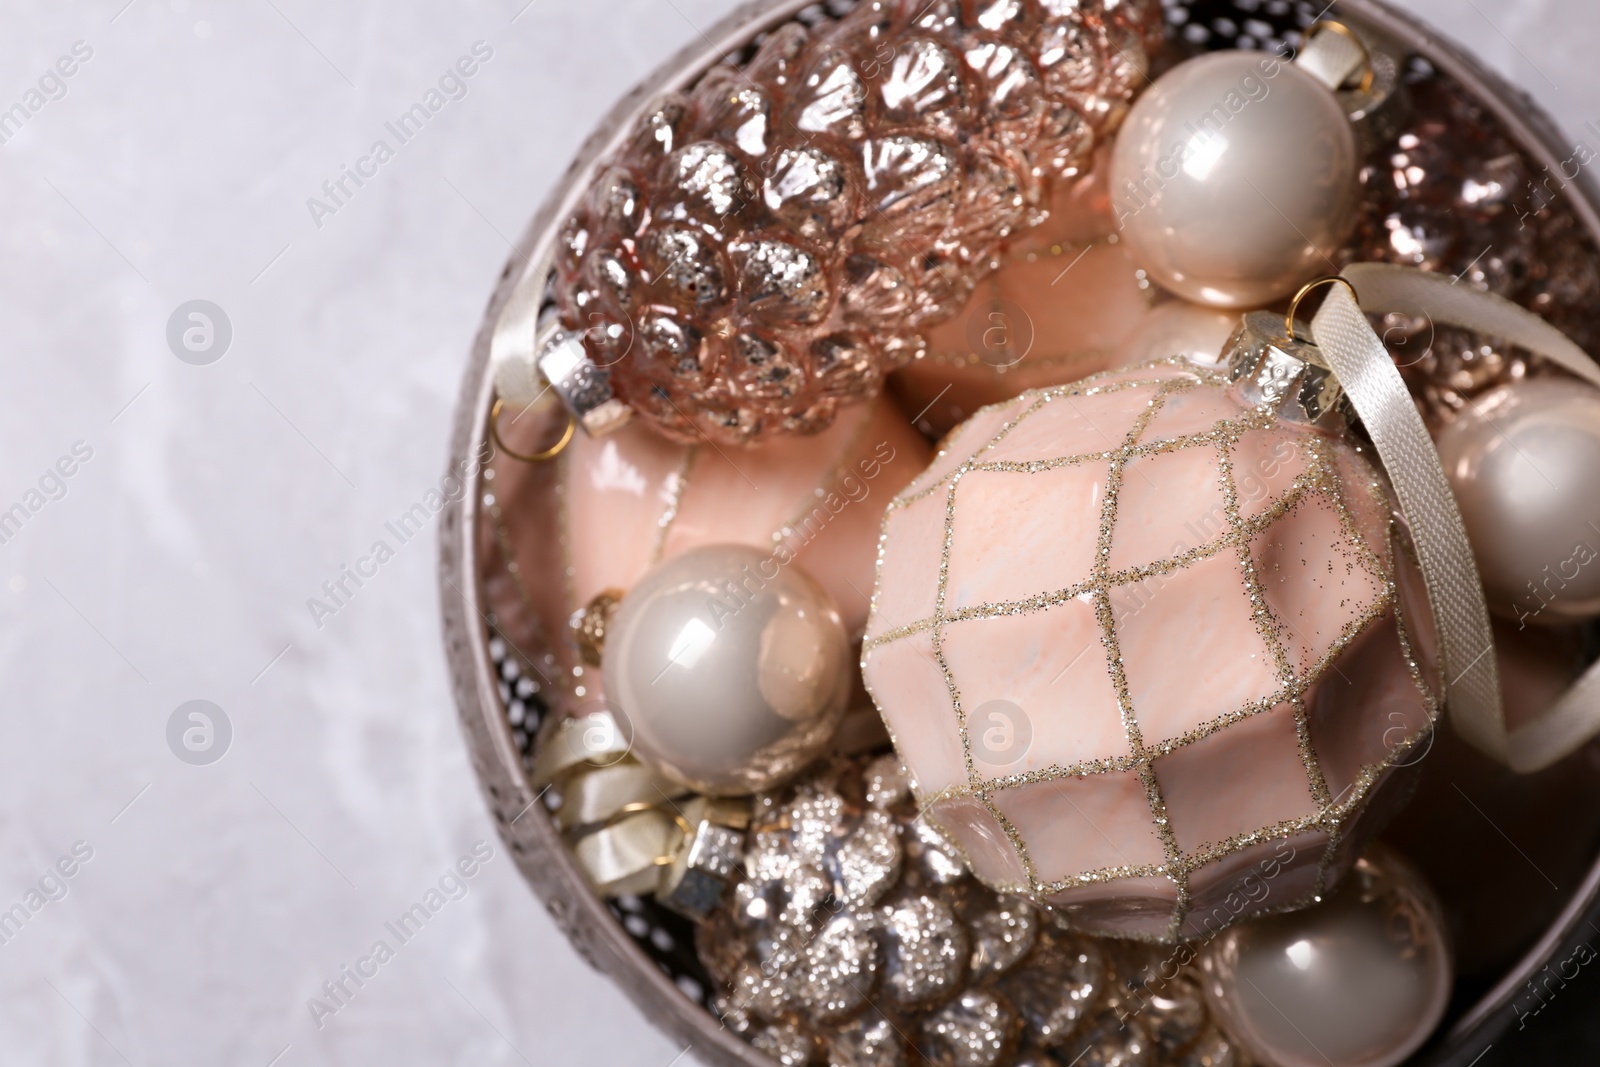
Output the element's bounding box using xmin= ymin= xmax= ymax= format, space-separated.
xmin=601 ymin=544 xmax=851 ymax=795
xmin=1109 ymin=50 xmax=1361 ymax=308
xmin=1111 ymin=298 xmax=1240 ymax=370
xmin=1200 ymin=846 xmax=1451 ymax=1067
xmin=1435 ymin=377 xmax=1600 ymax=625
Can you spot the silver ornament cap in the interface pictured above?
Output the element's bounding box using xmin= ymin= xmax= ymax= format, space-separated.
xmin=1224 ymin=309 xmax=1352 ymax=430
xmin=537 ymin=325 xmax=633 ymax=436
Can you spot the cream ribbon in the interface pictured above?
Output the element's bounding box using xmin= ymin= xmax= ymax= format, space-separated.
xmin=1309 ymin=262 xmax=1600 ymax=772
xmin=529 ymin=708 xmax=634 ymax=787
xmin=556 ymin=761 xmax=691 ymax=831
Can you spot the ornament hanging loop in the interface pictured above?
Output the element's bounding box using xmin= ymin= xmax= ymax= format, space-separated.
xmin=1286 ymin=275 xmax=1361 ymax=343
xmin=490 ymin=396 xmax=575 ymax=462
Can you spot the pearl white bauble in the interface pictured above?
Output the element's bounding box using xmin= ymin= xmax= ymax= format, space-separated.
xmin=1435 ymin=377 xmax=1600 ymax=625
xmin=1200 ymin=846 xmax=1451 ymax=1067
xmin=601 ymin=544 xmax=850 ymax=795
xmin=1111 ymin=298 xmax=1241 ymax=370
xmin=1109 ymin=50 xmax=1361 ymax=308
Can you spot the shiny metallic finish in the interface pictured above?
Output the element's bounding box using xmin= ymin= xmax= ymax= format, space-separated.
xmin=1435 ymin=377 xmax=1600 ymax=625
xmin=553 ymin=0 xmax=1165 ymax=446
xmin=1340 ymin=46 xmax=1410 ymax=154
xmin=1199 ymin=845 xmax=1452 ymax=1067
xmin=658 ymin=819 xmax=745 ymax=922
xmin=919 ymin=988 xmax=1018 ymax=1067
xmin=882 ymin=893 xmax=969 ymax=1008
xmin=1224 ymin=309 xmax=1352 ymax=428
xmin=443 ymin=2 xmax=1600 ymax=1065
xmin=601 ymin=544 xmax=850 ymax=795
xmin=1110 ymin=51 xmax=1362 ymax=308
xmin=536 ymin=327 xmax=632 ymax=435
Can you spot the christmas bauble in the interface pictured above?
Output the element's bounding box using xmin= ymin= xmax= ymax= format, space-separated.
xmin=1109 ymin=50 xmax=1360 ymax=308
xmin=1111 ymin=298 xmax=1238 ymax=371
xmin=700 ymin=751 xmax=1249 ymax=1066
xmin=1199 ymin=845 xmax=1451 ymax=1067
xmin=1434 ymin=376 xmax=1600 ymax=626
xmin=861 ymin=355 xmax=1436 ymax=941
xmin=560 ymin=397 xmax=929 ymax=638
xmin=550 ymin=0 xmax=1164 ymax=446
xmin=892 ymin=149 xmax=1156 ymax=439
xmin=603 ymin=544 xmax=851 ymax=795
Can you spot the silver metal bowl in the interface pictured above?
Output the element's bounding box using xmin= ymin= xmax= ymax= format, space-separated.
xmin=439 ymin=2 xmax=1600 ymax=1063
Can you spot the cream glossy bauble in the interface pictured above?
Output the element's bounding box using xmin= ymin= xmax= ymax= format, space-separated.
xmin=1435 ymin=377 xmax=1600 ymax=625
xmin=1109 ymin=51 xmax=1360 ymax=308
xmin=602 ymin=544 xmax=851 ymax=795
xmin=1200 ymin=845 xmax=1451 ymax=1067
xmin=1111 ymin=298 xmax=1240 ymax=370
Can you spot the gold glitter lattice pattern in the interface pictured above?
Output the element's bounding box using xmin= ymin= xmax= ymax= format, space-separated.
xmin=861 ymin=361 xmax=1439 ymax=942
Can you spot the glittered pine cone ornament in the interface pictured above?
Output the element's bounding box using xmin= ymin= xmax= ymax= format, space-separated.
xmin=551 ymin=0 xmax=1163 ymax=447
xmin=862 ymin=323 xmax=1440 ymax=943
xmin=699 ymin=752 xmax=1246 ymax=1066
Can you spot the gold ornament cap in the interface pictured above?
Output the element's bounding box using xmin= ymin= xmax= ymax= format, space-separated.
xmin=571 ymin=588 xmax=624 ymax=668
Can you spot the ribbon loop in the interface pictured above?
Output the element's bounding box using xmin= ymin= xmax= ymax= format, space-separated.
xmin=1308 ymin=263 xmax=1600 ymax=772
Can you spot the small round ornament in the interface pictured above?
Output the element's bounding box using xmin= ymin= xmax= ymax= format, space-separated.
xmin=862 ymin=333 xmax=1437 ymax=941
xmin=1111 ymin=298 xmax=1239 ymax=371
xmin=559 ymin=397 xmax=929 ymax=637
xmin=1198 ymin=845 xmax=1451 ymax=1067
xmin=1109 ymin=50 xmax=1361 ymax=308
xmin=1434 ymin=376 xmax=1600 ymax=626
xmin=602 ymin=544 xmax=851 ymax=795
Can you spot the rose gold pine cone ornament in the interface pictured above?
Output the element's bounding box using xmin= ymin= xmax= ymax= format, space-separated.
xmin=549 ymin=0 xmax=1165 ymax=447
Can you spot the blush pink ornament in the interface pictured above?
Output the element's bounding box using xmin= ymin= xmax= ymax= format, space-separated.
xmin=893 ymin=146 xmax=1156 ymax=438
xmin=861 ymin=357 xmax=1439 ymax=941
xmin=564 ymin=397 xmax=929 ymax=640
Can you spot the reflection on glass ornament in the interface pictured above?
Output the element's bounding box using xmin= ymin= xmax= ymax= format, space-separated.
xmin=1112 ymin=298 xmax=1240 ymax=371
xmin=1199 ymin=845 xmax=1451 ymax=1067
xmin=602 ymin=544 xmax=851 ymax=795
xmin=1110 ymin=50 xmax=1360 ymax=308
xmin=1434 ymin=377 xmax=1600 ymax=626
xmin=552 ymin=0 xmax=1165 ymax=445
xmin=862 ymin=352 xmax=1436 ymax=941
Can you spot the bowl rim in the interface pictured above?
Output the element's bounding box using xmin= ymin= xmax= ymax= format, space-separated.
xmin=438 ymin=3 xmax=1600 ymax=1065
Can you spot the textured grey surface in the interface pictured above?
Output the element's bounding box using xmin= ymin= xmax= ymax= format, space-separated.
xmin=0 ymin=1 xmax=1594 ymax=1065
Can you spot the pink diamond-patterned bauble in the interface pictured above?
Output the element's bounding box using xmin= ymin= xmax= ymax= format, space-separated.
xmin=861 ymin=359 xmax=1440 ymax=942
xmin=553 ymin=0 xmax=1164 ymax=447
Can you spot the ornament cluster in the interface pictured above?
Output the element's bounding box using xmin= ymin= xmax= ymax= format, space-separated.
xmin=698 ymin=753 xmax=1247 ymax=1067
xmin=474 ymin=0 xmax=1600 ymax=1065
xmin=552 ymin=0 xmax=1162 ymax=445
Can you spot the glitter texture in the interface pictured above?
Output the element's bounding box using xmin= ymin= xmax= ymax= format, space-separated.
xmin=862 ymin=360 xmax=1439 ymax=941
xmin=698 ymin=754 xmax=1249 ymax=1065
